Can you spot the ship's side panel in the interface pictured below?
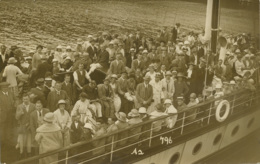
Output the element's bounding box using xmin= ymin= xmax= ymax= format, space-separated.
xmin=204 ymin=126 xmax=226 ymax=154
xmin=179 ymin=133 xmax=209 ymax=164
xmin=133 ymin=143 xmax=185 ymax=164
xmin=219 ymin=110 xmax=260 ymax=149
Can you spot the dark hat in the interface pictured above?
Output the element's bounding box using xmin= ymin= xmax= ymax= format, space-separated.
xmin=0 ymin=82 xmax=10 ymax=88
xmin=155 ymin=103 xmax=164 ymax=112
xmin=115 ymin=112 xmax=127 ymax=122
xmin=79 ymin=92 xmax=88 ymax=98
xmin=36 ymin=45 xmax=44 ymax=50
xmin=36 ymin=78 xmax=44 ymax=85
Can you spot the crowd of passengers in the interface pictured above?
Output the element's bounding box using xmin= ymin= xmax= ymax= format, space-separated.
xmin=0 ymin=23 xmax=259 ymax=163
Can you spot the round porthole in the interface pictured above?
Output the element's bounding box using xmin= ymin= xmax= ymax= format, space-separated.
xmin=231 ymin=125 xmax=239 ymax=137
xmin=192 ymin=142 xmax=202 ymax=155
xmin=213 ymin=133 xmax=222 ymax=145
xmin=169 ymin=152 xmax=180 ymax=164
xmin=247 ymin=118 xmax=254 ymax=128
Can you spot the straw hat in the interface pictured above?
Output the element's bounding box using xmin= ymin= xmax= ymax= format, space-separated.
xmin=164 ymin=99 xmax=172 ymax=105
xmin=128 ymin=109 xmax=140 ymax=117
xmin=7 ymin=57 xmax=17 ymax=64
xmin=138 ymin=107 xmax=147 ymax=114
xmin=58 ymin=99 xmax=66 ymax=105
xmin=165 ymin=71 xmax=172 ymax=76
xmin=43 ymin=112 xmax=55 ymax=123
xmin=115 ymin=112 xmax=127 ymax=122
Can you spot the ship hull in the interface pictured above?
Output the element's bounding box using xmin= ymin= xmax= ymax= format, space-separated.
xmin=132 ymin=109 xmax=260 ymax=164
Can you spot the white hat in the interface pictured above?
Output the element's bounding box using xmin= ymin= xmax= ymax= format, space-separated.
xmin=184 ymin=40 xmax=190 ymax=45
xmin=235 ymin=49 xmax=241 ymax=53
xmin=139 ymin=46 xmax=144 ymax=50
xmin=65 ymin=56 xmax=72 ymax=61
xmin=230 ymin=80 xmax=236 ymax=85
xmin=45 ymin=77 xmax=52 ymax=81
xmin=109 ymin=41 xmax=114 ymax=45
xmin=164 ymin=99 xmax=172 ymax=105
xmin=178 ymin=42 xmax=183 ymax=45
xmin=56 ymin=45 xmax=62 ymax=49
xmin=233 ymin=42 xmax=238 ymax=46
xmin=138 ymin=107 xmax=147 ymax=114
xmin=142 ymin=50 xmax=148 ymax=54
xmin=58 ymin=99 xmax=66 ymax=105
xmin=216 ymin=84 xmax=222 ymax=89
xmin=66 ymin=46 xmax=72 ymax=50
xmin=87 ymin=35 xmax=93 ymax=38
xmin=52 ymin=58 xmax=58 ymax=63
xmin=84 ymin=123 xmax=93 ymax=130
xmin=130 ymin=48 xmax=135 ymax=51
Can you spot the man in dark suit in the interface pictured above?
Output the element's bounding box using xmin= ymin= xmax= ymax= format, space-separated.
xmin=30 ymin=78 xmax=47 ymax=107
xmin=16 ymin=93 xmax=36 ymax=158
xmin=0 ymin=45 xmax=8 ymax=73
xmin=108 ymin=53 xmax=125 ymax=75
xmin=29 ymin=98 xmax=49 ymax=155
xmin=126 ymin=48 xmax=136 ymax=68
xmin=35 ymin=56 xmax=52 ymax=79
xmin=133 ymin=30 xmax=142 ymax=53
xmin=131 ymin=54 xmax=145 ymax=73
xmin=47 ymin=81 xmax=70 ymax=112
xmin=0 ymin=82 xmax=15 ymax=146
xmin=197 ymin=42 xmax=205 ymax=62
xmin=135 ymin=75 xmax=153 ymax=108
xmin=88 ymin=44 xmax=110 ymax=75
xmin=97 ymin=77 xmax=115 ymax=119
xmin=70 ymin=115 xmax=83 ymax=144
xmin=171 ymin=23 xmax=180 ymax=43
xmin=87 ymin=39 xmax=98 ymax=62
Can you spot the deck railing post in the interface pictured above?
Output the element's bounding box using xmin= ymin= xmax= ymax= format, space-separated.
xmin=207 ymin=102 xmax=212 ymax=124
xmin=231 ymin=94 xmax=236 ymax=115
xmin=249 ymin=92 xmax=253 ymax=107
xmin=148 ymin=123 xmax=153 ymax=147
xmin=110 ymin=135 xmax=115 ymax=162
xmin=65 ymin=150 xmax=68 ymax=164
xmin=181 ymin=112 xmax=185 ymax=135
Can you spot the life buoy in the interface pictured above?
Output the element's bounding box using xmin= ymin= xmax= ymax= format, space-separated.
xmin=215 ymin=100 xmax=230 ymax=122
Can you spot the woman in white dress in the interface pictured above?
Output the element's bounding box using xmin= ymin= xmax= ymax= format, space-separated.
xmin=71 ymin=92 xmax=96 ymax=123
xmin=53 ymin=100 xmax=72 ymax=147
xmin=145 ymin=64 xmax=156 ymax=81
xmin=109 ymin=74 xmax=121 ymax=112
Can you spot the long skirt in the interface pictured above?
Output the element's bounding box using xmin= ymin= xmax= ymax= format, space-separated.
xmin=113 ymin=94 xmax=121 ymax=112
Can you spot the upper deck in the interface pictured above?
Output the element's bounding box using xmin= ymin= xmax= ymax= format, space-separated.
xmin=13 ymin=86 xmax=260 ymax=164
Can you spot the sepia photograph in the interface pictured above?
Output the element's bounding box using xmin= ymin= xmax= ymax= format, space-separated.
xmin=0 ymin=0 xmax=260 ymax=163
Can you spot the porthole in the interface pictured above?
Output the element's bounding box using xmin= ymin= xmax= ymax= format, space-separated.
xmin=169 ymin=152 xmax=180 ymax=164
xmin=192 ymin=142 xmax=202 ymax=155
xmin=231 ymin=125 xmax=239 ymax=137
xmin=213 ymin=133 xmax=222 ymax=145
xmin=247 ymin=118 xmax=254 ymax=128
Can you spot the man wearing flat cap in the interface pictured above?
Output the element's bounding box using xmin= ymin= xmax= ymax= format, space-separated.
xmin=135 ymin=75 xmax=153 ymax=108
